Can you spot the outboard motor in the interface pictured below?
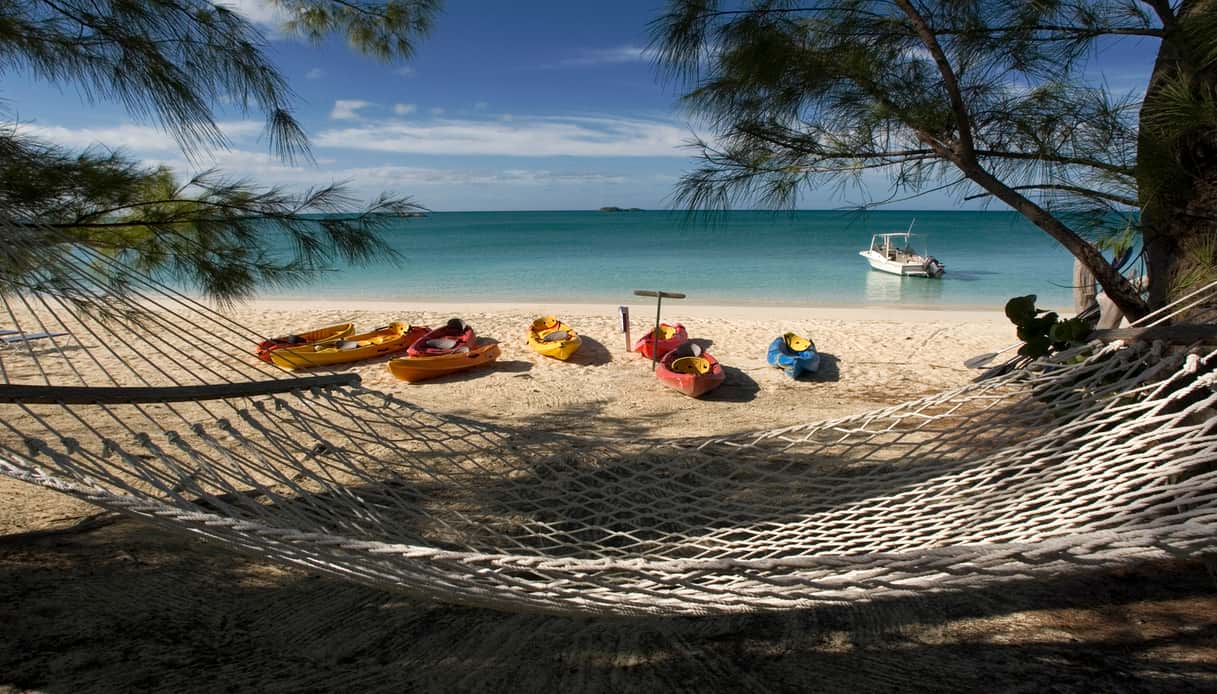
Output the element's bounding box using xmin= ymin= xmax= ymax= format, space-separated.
xmin=926 ymin=257 xmax=945 ymax=278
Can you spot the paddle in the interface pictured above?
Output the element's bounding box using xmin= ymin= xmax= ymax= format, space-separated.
xmin=633 ymin=290 xmax=686 ymax=370
xmin=963 ymin=342 xmax=1021 ymax=369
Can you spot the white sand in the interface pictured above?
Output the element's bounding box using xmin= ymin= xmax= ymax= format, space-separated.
xmin=237 ymin=299 xmax=1014 ymax=439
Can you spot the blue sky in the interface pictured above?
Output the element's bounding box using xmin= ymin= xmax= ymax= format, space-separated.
xmin=6 ymin=1 xmax=1162 ymax=211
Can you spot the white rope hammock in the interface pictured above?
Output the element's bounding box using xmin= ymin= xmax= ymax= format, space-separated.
xmin=1 ymin=241 xmax=1215 ymax=616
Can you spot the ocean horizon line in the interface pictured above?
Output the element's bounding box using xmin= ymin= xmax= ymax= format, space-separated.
xmin=380 ymin=208 xmax=1025 ymax=215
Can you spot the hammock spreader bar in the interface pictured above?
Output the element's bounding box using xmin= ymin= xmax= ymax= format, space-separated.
xmin=0 ymin=373 xmax=360 ymax=404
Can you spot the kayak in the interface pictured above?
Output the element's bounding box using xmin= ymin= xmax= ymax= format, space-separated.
xmin=656 ymin=341 xmax=726 ymax=398
xmin=255 ymin=322 xmax=354 ymax=362
xmin=408 ymin=318 xmax=476 ymax=357
xmin=268 ymin=322 xmax=428 ymax=369
xmin=388 ymin=342 xmax=501 ymax=382
xmin=767 ymin=332 xmax=821 ymax=378
xmin=632 ymin=323 xmax=688 ymax=359
xmin=526 ymin=316 xmax=582 ymax=360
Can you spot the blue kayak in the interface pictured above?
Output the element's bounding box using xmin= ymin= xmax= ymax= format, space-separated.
xmin=767 ymin=333 xmax=821 ymax=378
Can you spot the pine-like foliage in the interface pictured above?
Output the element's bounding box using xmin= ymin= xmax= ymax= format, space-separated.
xmin=0 ymin=0 xmax=439 ymax=303
xmin=652 ymin=1 xmax=1216 ymax=317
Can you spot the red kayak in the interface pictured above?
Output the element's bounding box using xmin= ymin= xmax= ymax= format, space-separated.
xmin=407 ymin=318 xmax=476 ymax=357
xmin=632 ymin=322 xmax=688 ymax=359
xmin=656 ymin=342 xmax=725 ymax=398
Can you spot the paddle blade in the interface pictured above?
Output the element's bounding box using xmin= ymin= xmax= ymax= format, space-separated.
xmin=964 ymin=352 xmax=998 ymax=369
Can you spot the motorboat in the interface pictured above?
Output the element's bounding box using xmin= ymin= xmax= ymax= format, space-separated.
xmin=859 ymin=224 xmax=945 ymax=278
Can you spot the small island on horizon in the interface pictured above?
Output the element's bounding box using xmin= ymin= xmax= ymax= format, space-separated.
xmin=598 ymin=206 xmax=644 ymax=213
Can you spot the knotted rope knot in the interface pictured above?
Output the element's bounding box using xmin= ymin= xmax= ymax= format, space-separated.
xmin=134 ymin=432 xmax=152 ymax=446
xmin=165 ymin=430 xmax=181 ymax=444
xmin=273 ymin=397 xmax=287 ymax=411
xmin=191 ymin=423 xmax=206 ymax=436
xmin=1185 ymin=353 xmax=1202 ymax=373
xmin=215 ymin=418 xmax=233 ymax=432
xmin=58 ymin=436 xmax=80 ymax=453
xmin=1195 ymin=371 xmax=1217 ymax=388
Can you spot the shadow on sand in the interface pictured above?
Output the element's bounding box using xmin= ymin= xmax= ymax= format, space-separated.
xmin=701 ymin=365 xmax=760 ymax=403
xmin=567 ymin=335 xmax=613 ymax=366
xmin=4 ymin=400 xmax=1215 ymax=692
xmin=1 ymin=519 xmax=1213 ymax=693
xmin=807 ymin=352 xmax=841 ymax=382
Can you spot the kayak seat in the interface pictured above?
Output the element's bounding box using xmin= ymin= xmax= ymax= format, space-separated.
xmin=784 ymin=334 xmax=813 ymax=353
xmin=541 ymin=330 xmax=569 ymax=342
xmin=426 ymin=338 xmax=459 ymax=350
xmin=671 ymin=356 xmax=711 ymax=375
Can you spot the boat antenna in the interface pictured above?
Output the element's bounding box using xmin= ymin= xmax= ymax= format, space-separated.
xmin=907 ymin=218 xmax=916 ymax=234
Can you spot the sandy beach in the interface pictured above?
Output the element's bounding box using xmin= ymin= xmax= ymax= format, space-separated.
xmin=2 ymin=302 xmax=1214 ymax=692
xmin=238 ymin=299 xmax=1017 ymax=437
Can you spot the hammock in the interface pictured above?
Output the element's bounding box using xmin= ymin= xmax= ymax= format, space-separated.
xmin=1 ymin=243 xmax=1215 ymax=617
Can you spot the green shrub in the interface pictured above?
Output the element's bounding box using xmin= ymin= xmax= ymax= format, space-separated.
xmin=1005 ymin=295 xmax=1091 ymax=358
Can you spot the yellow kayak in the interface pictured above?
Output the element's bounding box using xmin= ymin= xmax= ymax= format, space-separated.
xmin=269 ymin=322 xmax=428 ymax=369
xmin=526 ymin=316 xmax=582 ymax=361
xmin=388 ymin=342 xmax=501 ymax=382
xmin=256 ymin=322 xmax=355 ymax=362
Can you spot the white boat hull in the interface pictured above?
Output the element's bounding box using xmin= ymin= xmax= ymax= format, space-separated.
xmin=859 ymin=250 xmax=935 ymax=277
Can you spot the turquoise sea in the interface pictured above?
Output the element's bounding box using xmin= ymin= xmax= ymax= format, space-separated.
xmin=267 ymin=210 xmax=1081 ymax=309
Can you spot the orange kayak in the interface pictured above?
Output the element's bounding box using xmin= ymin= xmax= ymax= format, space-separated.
xmin=388 ymin=342 xmax=501 ymax=382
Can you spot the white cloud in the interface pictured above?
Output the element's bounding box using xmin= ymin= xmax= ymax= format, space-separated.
xmin=316 ymin=114 xmax=693 ymax=158
xmin=215 ymin=0 xmax=286 ymax=26
xmin=331 ymin=100 xmax=373 ymax=120
xmin=11 ymin=120 xmax=263 ymax=152
xmin=551 ymin=45 xmax=654 ymax=68
xmin=393 ymin=103 xmax=417 ymax=116
xmin=305 ymin=67 xmax=325 ymax=80
xmin=144 ymin=148 xmax=628 ymax=194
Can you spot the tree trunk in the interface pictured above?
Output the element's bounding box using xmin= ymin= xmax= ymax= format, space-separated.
xmin=1138 ymin=0 xmax=1217 ymax=313
xmin=1073 ymin=258 xmax=1097 ymax=317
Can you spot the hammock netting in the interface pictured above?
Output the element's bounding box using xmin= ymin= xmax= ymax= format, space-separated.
xmin=1 ymin=242 xmax=1215 ymax=616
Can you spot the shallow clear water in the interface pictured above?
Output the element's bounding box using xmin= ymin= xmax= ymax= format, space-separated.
xmin=264 ymin=210 xmax=1081 ymax=308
